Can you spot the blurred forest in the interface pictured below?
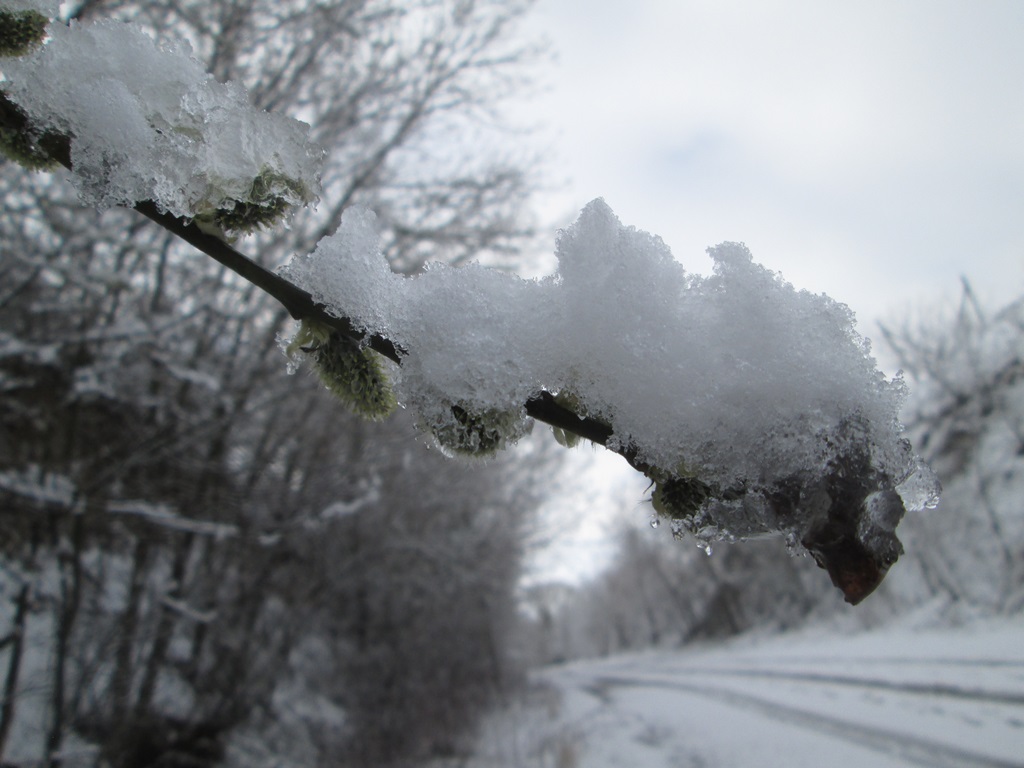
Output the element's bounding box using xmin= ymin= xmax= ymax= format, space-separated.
xmin=521 ymin=283 xmax=1024 ymax=664
xmin=0 ymin=1 xmax=556 ymax=766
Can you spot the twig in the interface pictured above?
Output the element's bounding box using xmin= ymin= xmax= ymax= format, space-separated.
xmin=2 ymin=91 xmax=621 ymax=455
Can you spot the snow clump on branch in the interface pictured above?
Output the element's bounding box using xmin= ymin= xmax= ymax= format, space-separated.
xmin=1 ymin=12 xmax=323 ymax=234
xmin=283 ymin=201 xmax=940 ymax=602
xmin=284 ymin=202 xmax=909 ymax=485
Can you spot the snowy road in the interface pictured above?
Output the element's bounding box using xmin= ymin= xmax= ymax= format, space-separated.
xmin=501 ymin=618 xmax=1024 ymax=768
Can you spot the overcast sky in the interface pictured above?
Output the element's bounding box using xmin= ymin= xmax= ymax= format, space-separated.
xmin=512 ymin=0 xmax=1023 ymax=345
xmin=514 ymin=0 xmax=1024 ymax=584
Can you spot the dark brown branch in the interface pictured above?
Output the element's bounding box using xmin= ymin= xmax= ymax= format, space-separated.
xmin=129 ymin=201 xmax=404 ymax=365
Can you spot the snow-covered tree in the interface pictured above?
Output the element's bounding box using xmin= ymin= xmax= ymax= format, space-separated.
xmin=879 ymin=284 xmax=1024 ymax=614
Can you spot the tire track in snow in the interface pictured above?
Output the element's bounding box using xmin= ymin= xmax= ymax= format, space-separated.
xmin=665 ymin=666 xmax=1024 ymax=707
xmin=731 ymin=656 xmax=1024 ymax=670
xmin=592 ymin=675 xmax=1024 ymax=768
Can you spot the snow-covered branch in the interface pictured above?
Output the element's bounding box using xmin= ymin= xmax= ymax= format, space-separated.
xmin=0 ymin=5 xmax=940 ymax=603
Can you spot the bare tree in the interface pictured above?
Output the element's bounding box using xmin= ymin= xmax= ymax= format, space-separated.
xmin=1 ymin=1 xmax=552 ymax=765
xmin=880 ymin=285 xmax=1024 ymax=612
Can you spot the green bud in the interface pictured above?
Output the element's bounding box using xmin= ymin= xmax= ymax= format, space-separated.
xmin=211 ymin=168 xmax=312 ymax=237
xmin=285 ymin=317 xmax=331 ymax=358
xmin=651 ymin=472 xmax=713 ymax=521
xmin=430 ymin=402 xmax=530 ymax=458
xmin=0 ymin=90 xmax=62 ymax=170
xmin=293 ymin=319 xmax=396 ymax=421
xmin=0 ymin=9 xmax=48 ymax=58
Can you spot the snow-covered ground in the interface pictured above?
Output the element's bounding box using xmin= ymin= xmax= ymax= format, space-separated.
xmin=469 ymin=612 xmax=1024 ymax=767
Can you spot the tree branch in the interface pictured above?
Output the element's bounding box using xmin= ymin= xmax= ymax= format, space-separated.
xmin=2 ymin=90 xmax=621 ymax=455
xmin=129 ymin=204 xmax=627 ymax=457
xmin=2 ymin=79 xmax=925 ymax=604
xmin=130 ymin=201 xmax=403 ymax=366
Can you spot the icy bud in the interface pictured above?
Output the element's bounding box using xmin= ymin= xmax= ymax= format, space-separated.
xmin=0 ymin=2 xmax=55 ymax=165
xmin=0 ymin=4 xmax=48 ymax=57
xmin=651 ymin=472 xmax=713 ymax=523
xmin=0 ymin=91 xmax=62 ymax=169
xmin=795 ymin=423 xmax=909 ymax=604
xmin=207 ymin=169 xmax=313 ymax=237
xmin=423 ymin=400 xmax=532 ymax=458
